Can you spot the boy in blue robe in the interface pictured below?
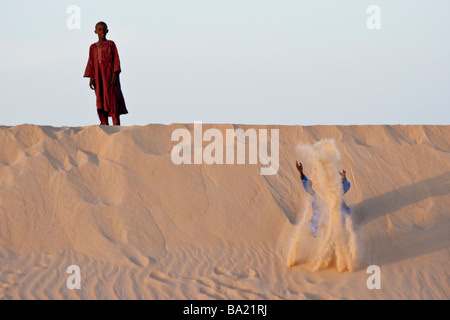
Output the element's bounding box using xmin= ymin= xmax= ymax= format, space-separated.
xmin=295 ymin=161 xmax=351 ymax=237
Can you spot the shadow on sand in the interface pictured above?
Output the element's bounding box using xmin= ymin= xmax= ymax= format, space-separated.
xmin=352 ymin=171 xmax=450 ymax=266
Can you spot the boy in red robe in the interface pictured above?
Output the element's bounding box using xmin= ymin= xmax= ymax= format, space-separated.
xmin=84 ymin=22 xmax=128 ymax=126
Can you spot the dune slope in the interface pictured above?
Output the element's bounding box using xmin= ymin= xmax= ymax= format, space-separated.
xmin=0 ymin=124 xmax=448 ymax=299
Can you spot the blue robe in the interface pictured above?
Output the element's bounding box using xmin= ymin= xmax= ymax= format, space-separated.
xmin=301 ymin=175 xmax=351 ymax=237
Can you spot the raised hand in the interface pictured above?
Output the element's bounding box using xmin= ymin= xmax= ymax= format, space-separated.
xmin=340 ymin=169 xmax=347 ymax=181
xmin=296 ymin=161 xmax=305 ymax=179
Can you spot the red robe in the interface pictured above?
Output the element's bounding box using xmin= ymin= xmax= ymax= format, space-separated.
xmin=84 ymin=40 xmax=128 ymax=116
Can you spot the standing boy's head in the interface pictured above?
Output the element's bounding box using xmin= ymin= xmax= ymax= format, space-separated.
xmin=95 ymin=21 xmax=108 ymax=40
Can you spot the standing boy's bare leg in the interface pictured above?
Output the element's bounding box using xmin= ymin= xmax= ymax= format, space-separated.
xmin=112 ymin=113 xmax=120 ymax=126
xmin=97 ymin=109 xmax=109 ymax=125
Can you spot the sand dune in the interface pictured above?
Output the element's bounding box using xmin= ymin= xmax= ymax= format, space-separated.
xmin=0 ymin=124 xmax=448 ymax=300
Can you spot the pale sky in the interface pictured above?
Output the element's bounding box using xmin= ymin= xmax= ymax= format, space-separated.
xmin=1 ymin=0 xmax=449 ymax=127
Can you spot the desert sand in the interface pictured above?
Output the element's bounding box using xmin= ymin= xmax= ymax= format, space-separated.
xmin=0 ymin=123 xmax=448 ymax=300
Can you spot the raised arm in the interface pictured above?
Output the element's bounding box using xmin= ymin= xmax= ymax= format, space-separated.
xmin=340 ymin=170 xmax=351 ymax=194
xmin=296 ymin=161 xmax=315 ymax=196
xmin=296 ymin=160 xmax=305 ymax=180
